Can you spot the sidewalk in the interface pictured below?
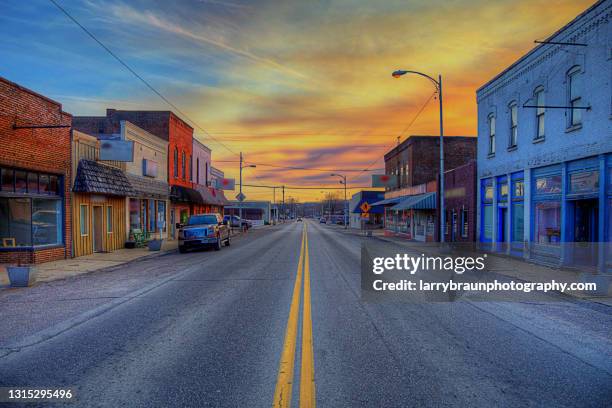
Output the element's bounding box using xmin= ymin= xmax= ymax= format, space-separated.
xmin=0 ymin=240 xmax=178 ymax=288
xmin=333 ymin=225 xmax=612 ymax=306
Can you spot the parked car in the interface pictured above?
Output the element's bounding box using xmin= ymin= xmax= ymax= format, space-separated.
xmin=223 ymin=215 xmax=252 ymax=230
xmin=296 ymin=217 xmax=303 ymax=222
xmin=178 ymin=213 xmax=230 ymax=253
xmin=319 ymin=217 xmax=326 ymax=224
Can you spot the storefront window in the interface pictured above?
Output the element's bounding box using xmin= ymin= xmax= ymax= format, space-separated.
xmin=80 ymin=205 xmax=89 ymax=235
xmin=497 ymin=177 xmax=508 ymax=202
xmin=149 ymin=200 xmax=156 ymax=232
xmin=569 ymin=171 xmax=599 ymax=194
xmin=482 ymin=205 xmax=493 ymax=241
xmin=0 ymin=198 xmax=32 ymax=247
xmin=513 ymin=180 xmax=524 ymax=199
xmin=32 ymin=199 xmax=61 ymax=245
xmin=39 ymin=174 xmax=50 ymax=194
xmin=27 ymin=173 xmax=38 ymax=193
xmin=461 ymin=209 xmax=469 ymax=238
xmin=157 ymin=201 xmax=166 ymax=232
xmin=15 ymin=170 xmax=27 ymax=193
xmin=129 ymin=199 xmax=140 ymax=231
xmin=512 ymin=203 xmax=524 ymax=242
xmin=535 ymin=175 xmax=562 ymax=194
xmin=106 ymin=206 xmax=113 ymax=233
xmin=534 ymin=201 xmax=561 ymax=245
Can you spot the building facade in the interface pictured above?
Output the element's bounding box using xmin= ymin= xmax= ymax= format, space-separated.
xmin=71 ymin=131 xmax=131 ymax=257
xmin=376 ymin=135 xmax=477 ymax=242
xmin=476 ymin=0 xmax=611 ymax=271
xmin=120 ymin=121 xmax=170 ymax=242
xmin=225 ymin=201 xmax=272 ymax=225
xmin=349 ymin=191 xmax=384 ymax=229
xmin=443 ymin=160 xmax=477 ymax=243
xmin=74 ymin=109 xmax=201 ymax=238
xmin=0 ymin=77 xmax=72 ymax=264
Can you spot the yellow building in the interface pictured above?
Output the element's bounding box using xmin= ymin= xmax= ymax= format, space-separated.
xmin=71 ymin=131 xmax=134 ymax=257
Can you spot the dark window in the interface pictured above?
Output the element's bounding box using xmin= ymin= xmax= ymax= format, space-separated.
xmin=488 ymin=114 xmax=495 ymax=155
xmin=48 ymin=175 xmax=58 ymax=195
xmin=15 ymin=170 xmax=27 ymax=193
xmin=27 ymin=172 xmax=38 ymax=193
xmin=534 ymin=87 xmax=545 ymax=139
xmin=568 ymin=67 xmax=582 ymax=126
xmin=189 ymin=155 xmax=193 ymax=181
xmin=1 ymin=168 xmax=14 ymax=192
xmin=39 ymin=174 xmax=50 ymax=194
xmin=509 ymin=102 xmax=517 ymax=147
xmin=182 ymin=151 xmax=186 ymax=180
xmin=196 ymin=158 xmax=200 ymax=184
xmin=174 ymin=148 xmax=178 ymax=178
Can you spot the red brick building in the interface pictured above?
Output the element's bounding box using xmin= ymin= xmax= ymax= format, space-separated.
xmin=73 ymin=110 xmax=201 ymax=238
xmin=443 ymin=160 xmax=477 ymax=243
xmin=0 ymin=77 xmax=72 ymax=264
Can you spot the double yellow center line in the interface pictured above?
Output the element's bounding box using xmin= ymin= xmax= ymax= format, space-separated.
xmin=273 ymin=223 xmax=315 ymax=408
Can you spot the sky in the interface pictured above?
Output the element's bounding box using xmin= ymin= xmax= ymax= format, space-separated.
xmin=0 ymin=0 xmax=594 ymax=202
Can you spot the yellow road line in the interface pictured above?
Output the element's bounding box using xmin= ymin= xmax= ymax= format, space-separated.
xmin=299 ymin=224 xmax=316 ymax=408
xmin=273 ymin=225 xmax=306 ymax=408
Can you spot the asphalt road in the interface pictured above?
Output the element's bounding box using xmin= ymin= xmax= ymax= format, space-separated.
xmin=0 ymin=220 xmax=611 ymax=407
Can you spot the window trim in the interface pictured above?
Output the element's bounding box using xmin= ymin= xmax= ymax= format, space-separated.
xmin=487 ymin=113 xmax=496 ymax=156
xmin=106 ymin=205 xmax=113 ymax=234
xmin=567 ymin=65 xmax=582 ymax=128
xmin=508 ymin=101 xmax=518 ymax=148
xmin=534 ymin=86 xmax=545 ymax=140
xmin=181 ymin=151 xmax=186 ymax=180
xmin=173 ymin=147 xmax=178 ymax=178
xmin=80 ymin=204 xmax=89 ymax=236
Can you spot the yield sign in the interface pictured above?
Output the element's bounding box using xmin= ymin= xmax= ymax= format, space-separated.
xmin=360 ymin=202 xmax=371 ymax=213
xmin=236 ymin=192 xmax=246 ymax=202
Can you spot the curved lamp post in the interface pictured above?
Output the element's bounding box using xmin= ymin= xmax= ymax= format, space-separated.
xmin=392 ymin=69 xmax=445 ymax=243
xmin=330 ymin=173 xmax=348 ymax=229
xmin=239 ymin=151 xmax=256 ymax=224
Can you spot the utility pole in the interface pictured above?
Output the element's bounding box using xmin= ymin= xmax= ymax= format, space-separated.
xmin=282 ymin=185 xmax=285 ymax=223
xmin=239 ymin=152 xmax=243 ymax=223
xmin=438 ymin=74 xmax=445 ymax=244
xmin=272 ymin=186 xmax=276 ymax=224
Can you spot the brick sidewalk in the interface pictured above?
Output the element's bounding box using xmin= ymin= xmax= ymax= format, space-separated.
xmin=330 ymin=225 xmax=612 ymax=305
xmin=0 ymin=240 xmax=178 ymax=288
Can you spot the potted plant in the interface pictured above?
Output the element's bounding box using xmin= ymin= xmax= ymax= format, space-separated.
xmin=7 ymin=259 xmax=36 ymax=287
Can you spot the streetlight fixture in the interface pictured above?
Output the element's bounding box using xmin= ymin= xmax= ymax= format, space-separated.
xmin=330 ymin=173 xmax=348 ymax=229
xmin=238 ymin=152 xmax=256 ymax=226
xmin=392 ymin=69 xmax=446 ymax=243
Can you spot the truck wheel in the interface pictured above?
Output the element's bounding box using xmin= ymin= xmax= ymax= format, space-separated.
xmin=179 ymin=246 xmax=187 ymax=254
xmin=225 ymin=235 xmax=231 ymax=246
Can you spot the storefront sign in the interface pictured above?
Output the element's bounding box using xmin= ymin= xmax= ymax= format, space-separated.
xmin=569 ymin=171 xmax=599 ymax=194
xmin=142 ymin=159 xmax=159 ymax=178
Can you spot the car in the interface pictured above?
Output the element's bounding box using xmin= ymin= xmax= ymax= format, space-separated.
xmin=223 ymin=215 xmax=251 ymax=230
xmin=178 ymin=213 xmax=230 ymax=253
xmin=319 ymin=217 xmax=326 ymax=224
xmin=296 ymin=217 xmax=303 ymax=222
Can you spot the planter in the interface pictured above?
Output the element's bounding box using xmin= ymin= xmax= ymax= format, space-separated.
xmin=7 ymin=266 xmax=36 ymax=287
xmin=148 ymin=239 xmax=163 ymax=251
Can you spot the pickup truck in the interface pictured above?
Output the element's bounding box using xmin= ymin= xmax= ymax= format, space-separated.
xmin=178 ymin=213 xmax=231 ymax=253
xmin=223 ymin=215 xmax=252 ymax=230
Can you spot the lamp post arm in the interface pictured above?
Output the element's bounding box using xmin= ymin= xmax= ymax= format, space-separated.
xmin=401 ymin=70 xmax=440 ymax=90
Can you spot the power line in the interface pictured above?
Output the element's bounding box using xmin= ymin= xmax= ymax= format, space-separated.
xmin=214 ymin=160 xmax=384 ymax=173
xmin=349 ymin=90 xmax=437 ymax=182
xmin=238 ymin=183 xmax=377 ymax=190
xmin=48 ymin=0 xmax=240 ymax=158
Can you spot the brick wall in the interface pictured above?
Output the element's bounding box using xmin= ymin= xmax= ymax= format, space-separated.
xmin=0 ymin=76 xmax=72 ymax=264
xmin=443 ymin=160 xmax=477 ymax=242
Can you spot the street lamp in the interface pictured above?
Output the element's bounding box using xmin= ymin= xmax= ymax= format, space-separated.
xmin=331 ymin=173 xmax=348 ymax=229
xmin=239 ymin=152 xmax=256 ymax=226
xmin=392 ymin=69 xmax=446 ymax=243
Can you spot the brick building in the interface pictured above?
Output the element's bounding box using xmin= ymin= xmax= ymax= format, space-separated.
xmin=443 ymin=160 xmax=477 ymax=243
xmin=375 ymin=135 xmax=476 ymax=242
xmin=384 ymin=135 xmax=476 ymax=193
xmin=0 ymin=77 xmax=72 ymax=264
xmin=73 ymin=109 xmax=202 ymax=238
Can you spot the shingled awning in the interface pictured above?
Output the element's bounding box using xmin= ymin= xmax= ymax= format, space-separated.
xmin=170 ymin=185 xmax=205 ymax=204
xmin=73 ymin=160 xmax=135 ymax=196
xmin=127 ymin=174 xmax=169 ymax=200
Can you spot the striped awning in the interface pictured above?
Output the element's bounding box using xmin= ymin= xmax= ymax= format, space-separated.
xmin=390 ymin=192 xmax=436 ymax=211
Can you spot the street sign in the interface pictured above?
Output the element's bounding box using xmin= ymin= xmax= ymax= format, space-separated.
xmin=361 ymin=212 xmax=369 ymax=219
xmin=372 ymin=174 xmax=397 ymax=188
xmin=360 ymin=202 xmax=371 ymax=213
xmin=236 ymin=192 xmax=246 ymax=202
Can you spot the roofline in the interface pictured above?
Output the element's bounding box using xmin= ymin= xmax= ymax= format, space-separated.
xmin=476 ymin=0 xmax=605 ymax=93
xmin=0 ymin=76 xmax=72 ymax=117
xmin=102 ymin=109 xmax=194 ymax=131
xmin=193 ymin=137 xmax=211 ymax=152
xmin=384 ymin=135 xmax=476 ymax=159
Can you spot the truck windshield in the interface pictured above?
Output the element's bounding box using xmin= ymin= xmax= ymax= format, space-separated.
xmin=188 ymin=215 xmax=218 ymax=225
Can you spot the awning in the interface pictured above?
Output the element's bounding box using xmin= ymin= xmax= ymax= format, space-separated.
xmin=73 ymin=160 xmax=136 ymax=196
xmin=209 ymin=188 xmax=230 ymax=206
xmin=390 ymin=192 xmax=436 ymax=211
xmin=370 ymin=196 xmax=403 ymax=207
xmin=170 ymin=185 xmax=205 ymax=204
xmin=126 ymin=174 xmax=169 ymax=200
